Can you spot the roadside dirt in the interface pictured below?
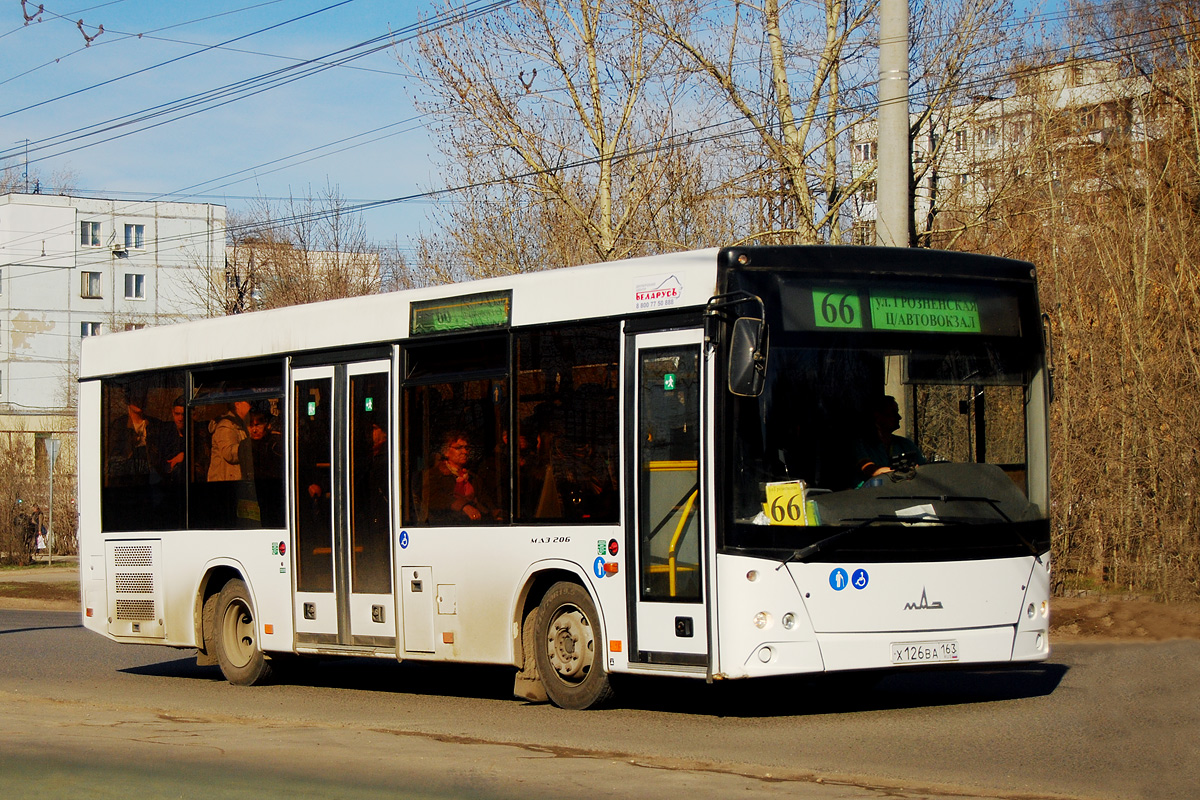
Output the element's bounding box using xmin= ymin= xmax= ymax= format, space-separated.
xmin=2 ymin=564 xmax=1198 ymax=639
xmin=1050 ymin=595 xmax=1200 ymax=641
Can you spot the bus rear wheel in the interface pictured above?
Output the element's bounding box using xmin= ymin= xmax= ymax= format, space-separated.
xmin=215 ymin=579 xmax=273 ymax=686
xmin=535 ymin=582 xmax=613 ymax=710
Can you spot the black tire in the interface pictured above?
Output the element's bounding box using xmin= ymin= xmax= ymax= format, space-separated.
xmin=215 ymin=579 xmax=274 ymax=686
xmin=534 ymin=582 xmax=614 ymax=710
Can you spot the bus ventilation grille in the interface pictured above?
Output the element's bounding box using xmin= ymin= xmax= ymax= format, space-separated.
xmin=114 ymin=573 xmax=155 ymax=594
xmin=112 ymin=544 xmax=157 ymax=622
xmin=115 ymin=598 xmax=156 ymax=621
xmin=113 ymin=545 xmax=154 ymax=568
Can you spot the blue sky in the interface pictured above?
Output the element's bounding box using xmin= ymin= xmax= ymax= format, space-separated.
xmin=1 ymin=0 xmax=439 ymax=249
xmin=1 ymin=0 xmax=1073 ymax=254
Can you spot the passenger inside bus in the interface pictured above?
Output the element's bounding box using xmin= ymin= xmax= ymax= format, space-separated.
xmin=240 ymin=407 xmax=283 ymax=480
xmin=420 ymin=430 xmax=501 ymax=524
xmin=106 ymin=386 xmax=161 ymax=482
xmin=207 ymin=400 xmax=251 ymax=482
xmin=152 ymin=396 xmax=186 ymax=484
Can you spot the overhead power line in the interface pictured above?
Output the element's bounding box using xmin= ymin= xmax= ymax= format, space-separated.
xmin=1 ymin=9 xmax=1194 ymax=270
xmin=0 ymin=0 xmax=515 ymax=166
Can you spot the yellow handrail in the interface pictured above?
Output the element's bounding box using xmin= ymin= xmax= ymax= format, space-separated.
xmin=667 ymin=489 xmax=699 ymax=597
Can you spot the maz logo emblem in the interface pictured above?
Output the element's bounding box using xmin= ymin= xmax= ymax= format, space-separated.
xmin=904 ymin=588 xmax=944 ymax=610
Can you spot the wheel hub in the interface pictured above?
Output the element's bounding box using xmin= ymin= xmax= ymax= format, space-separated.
xmin=223 ymin=602 xmax=255 ymax=668
xmin=547 ymin=606 xmax=592 ymax=681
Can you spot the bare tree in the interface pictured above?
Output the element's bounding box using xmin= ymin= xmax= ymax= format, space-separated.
xmin=944 ymin=0 xmax=1200 ymax=600
xmin=0 ymin=428 xmax=36 ymax=565
xmin=187 ymin=183 xmax=382 ymax=315
xmin=0 ymin=163 xmax=79 ymax=195
xmin=637 ymin=0 xmax=881 ymax=244
xmin=407 ymin=0 xmax=720 ymax=278
xmin=907 ymin=0 xmax=1021 ymax=246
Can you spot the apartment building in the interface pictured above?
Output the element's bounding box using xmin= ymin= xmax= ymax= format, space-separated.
xmin=0 ymin=192 xmax=225 ymax=507
xmin=850 ymin=59 xmax=1154 ymax=245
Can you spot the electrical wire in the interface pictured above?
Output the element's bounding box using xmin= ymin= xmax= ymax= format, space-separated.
xmin=0 ymin=8 xmax=1193 ymax=269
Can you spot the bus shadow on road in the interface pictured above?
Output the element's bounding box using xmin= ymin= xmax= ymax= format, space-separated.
xmin=611 ymin=664 xmax=1070 ymax=717
xmin=125 ymin=655 xmax=1068 ymax=716
xmin=124 ymin=655 xmax=520 ymax=702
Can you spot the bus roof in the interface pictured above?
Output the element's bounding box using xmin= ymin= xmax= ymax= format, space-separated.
xmin=79 ymin=248 xmax=721 ymax=380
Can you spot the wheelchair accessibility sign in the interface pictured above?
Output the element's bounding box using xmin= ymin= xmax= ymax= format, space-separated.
xmin=829 ymin=567 xmax=870 ymax=591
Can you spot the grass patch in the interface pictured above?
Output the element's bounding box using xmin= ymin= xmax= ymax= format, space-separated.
xmin=0 ymin=582 xmax=79 ymax=603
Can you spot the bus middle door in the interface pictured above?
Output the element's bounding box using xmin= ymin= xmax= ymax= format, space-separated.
xmin=627 ymin=329 xmax=710 ymax=667
xmin=291 ymin=358 xmax=395 ymax=651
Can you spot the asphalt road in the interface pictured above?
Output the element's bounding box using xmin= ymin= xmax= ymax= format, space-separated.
xmin=0 ymin=608 xmax=1195 ymax=800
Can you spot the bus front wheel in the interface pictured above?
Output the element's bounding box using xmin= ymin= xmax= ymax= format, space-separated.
xmin=535 ymin=582 xmax=613 ymax=710
xmin=215 ymin=579 xmax=274 ymax=686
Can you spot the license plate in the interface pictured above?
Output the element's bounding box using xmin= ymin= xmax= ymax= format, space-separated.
xmin=891 ymin=640 xmax=959 ymax=664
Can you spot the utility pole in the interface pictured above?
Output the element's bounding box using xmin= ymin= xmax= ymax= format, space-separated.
xmin=876 ymin=0 xmax=910 ymax=247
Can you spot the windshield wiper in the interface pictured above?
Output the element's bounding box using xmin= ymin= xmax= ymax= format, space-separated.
xmin=773 ymin=515 xmax=935 ymax=569
xmin=877 ymin=494 xmax=1044 ymax=561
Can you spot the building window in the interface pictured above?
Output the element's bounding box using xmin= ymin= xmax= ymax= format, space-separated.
xmin=861 ymin=180 xmax=877 ymax=203
xmin=81 ymin=271 xmax=103 ymax=299
xmin=81 ymin=321 xmax=102 ymax=337
xmin=124 ymin=224 xmax=145 ymax=249
xmin=851 ymin=221 xmax=875 ymax=246
xmin=123 ymin=323 xmax=146 ymax=332
xmin=81 ymin=221 xmax=101 ymax=247
xmin=854 ymin=141 xmax=876 ymax=162
xmin=954 ymin=129 xmax=968 ymax=152
xmin=124 ymin=273 xmax=146 ymax=300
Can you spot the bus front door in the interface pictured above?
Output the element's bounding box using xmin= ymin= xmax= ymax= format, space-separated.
xmin=628 ymin=330 xmax=710 ymax=666
xmin=291 ymin=359 xmax=395 ymax=651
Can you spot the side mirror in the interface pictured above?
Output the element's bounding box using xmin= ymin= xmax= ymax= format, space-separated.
xmin=728 ymin=317 xmax=768 ymax=397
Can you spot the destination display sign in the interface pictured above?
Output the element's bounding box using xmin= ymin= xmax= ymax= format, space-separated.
xmin=781 ymin=280 xmax=1020 ymax=336
xmin=812 ymin=288 xmax=982 ymax=333
xmin=410 ymin=290 xmax=512 ymax=335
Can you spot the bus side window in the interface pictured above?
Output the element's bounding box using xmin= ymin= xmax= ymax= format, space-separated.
xmin=100 ymin=371 xmax=186 ymax=532
xmin=515 ymin=324 xmax=619 ymax=524
xmin=401 ymin=337 xmax=510 ymax=526
xmin=188 ymin=363 xmax=285 ymax=530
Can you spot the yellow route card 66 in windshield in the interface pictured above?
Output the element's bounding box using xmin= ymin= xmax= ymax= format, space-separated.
xmin=763 ymin=480 xmax=819 ymax=526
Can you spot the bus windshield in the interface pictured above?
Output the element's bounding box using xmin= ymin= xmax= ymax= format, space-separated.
xmin=722 ymin=270 xmax=1049 ymax=560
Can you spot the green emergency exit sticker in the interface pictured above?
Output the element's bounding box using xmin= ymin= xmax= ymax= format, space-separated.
xmin=307 ymin=401 xmax=317 ymax=417
xmin=364 ymin=397 xmax=373 ymax=412
xmin=663 ymin=373 xmax=676 ymax=391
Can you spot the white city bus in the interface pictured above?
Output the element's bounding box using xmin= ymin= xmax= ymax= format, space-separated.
xmin=77 ymin=245 xmax=1051 ymax=709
